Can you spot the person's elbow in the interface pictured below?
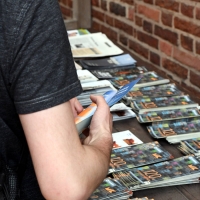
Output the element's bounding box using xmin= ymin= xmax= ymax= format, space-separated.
xmin=41 ymin=181 xmax=92 ymax=200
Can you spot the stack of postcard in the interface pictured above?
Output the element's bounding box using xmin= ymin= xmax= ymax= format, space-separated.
xmin=108 ymin=141 xmax=174 ymax=174
xmin=147 ymin=117 xmax=200 ymax=144
xmin=137 ymin=107 xmax=200 ymax=123
xmin=130 ymin=95 xmax=199 ymax=115
xmin=88 ymin=177 xmax=133 ymax=200
xmin=109 ymin=71 xmax=169 ymax=89
xmin=123 ymin=84 xmax=183 ymax=105
xmin=178 ymin=137 xmax=200 ymax=156
xmin=112 ymin=155 xmax=200 ymax=191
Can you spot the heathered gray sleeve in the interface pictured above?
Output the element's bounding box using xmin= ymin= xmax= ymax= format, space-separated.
xmin=8 ymin=0 xmax=82 ymax=114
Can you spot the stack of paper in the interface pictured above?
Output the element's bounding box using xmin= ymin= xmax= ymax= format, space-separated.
xmin=112 ymin=155 xmax=200 ymax=191
xmin=77 ymin=80 xmax=117 ymax=106
xmin=77 ymin=69 xmax=98 ymax=83
xmin=147 ymin=117 xmax=200 ymax=144
xmin=109 ymin=141 xmax=173 ymax=174
xmin=178 ymin=138 xmax=200 ymax=156
xmin=136 ymin=107 xmax=200 ymax=123
xmin=110 ymin=71 xmax=169 ymax=89
xmin=80 ymin=53 xmax=137 ymax=70
xmin=131 ymin=95 xmax=199 ymax=115
xmin=69 ymin=32 xmax=123 ymax=58
xmin=88 ymin=177 xmax=133 ymax=200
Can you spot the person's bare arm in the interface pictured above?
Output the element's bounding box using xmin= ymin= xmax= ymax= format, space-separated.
xmin=19 ymin=95 xmax=113 ymax=200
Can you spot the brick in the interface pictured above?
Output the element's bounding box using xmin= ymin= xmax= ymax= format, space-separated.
xmin=114 ymin=19 xmax=133 ymax=35
xmin=92 ymin=9 xmax=105 ymax=21
xmin=68 ymin=0 xmax=72 ymax=8
xmin=101 ymin=25 xmax=118 ymax=41
xmin=174 ymin=17 xmax=200 ymax=37
xmin=143 ymin=20 xmax=153 ymax=33
xmin=129 ymin=40 xmax=149 ymax=59
xmin=181 ymin=35 xmax=193 ymax=52
xmin=137 ymin=31 xmax=158 ymax=49
xmin=105 ymin=15 xmax=114 ymax=26
xmin=196 ymin=7 xmax=200 ymax=20
xmin=159 ymin=40 xmax=172 ymax=56
xmin=161 ymin=12 xmax=173 ymax=27
xmin=196 ymin=41 xmax=200 ymax=55
xmin=91 ymin=21 xmax=101 ymax=32
xmin=190 ymin=71 xmax=200 ymax=89
xmin=150 ymin=51 xmax=160 ymax=65
xmin=162 ymin=58 xmax=188 ymax=79
xmin=128 ymin=7 xmax=135 ymax=21
xmin=137 ymin=4 xmax=160 ymax=22
xmin=173 ymin=47 xmax=200 ymax=71
xmin=181 ymin=3 xmax=194 ymax=18
xmin=101 ymin=0 xmax=107 ymax=10
xmin=91 ymin=0 xmax=99 ymax=6
xmin=155 ymin=25 xmax=178 ymax=45
xmin=60 ymin=6 xmax=71 ymax=18
xmin=121 ymin=0 xmax=134 ymax=5
xmin=109 ymin=2 xmax=126 ymax=16
xmin=135 ymin=15 xmax=143 ymax=27
xmin=155 ymin=0 xmax=179 ymax=12
xmin=120 ymin=34 xmax=128 ymax=46
xmin=144 ymin=0 xmax=154 ymax=4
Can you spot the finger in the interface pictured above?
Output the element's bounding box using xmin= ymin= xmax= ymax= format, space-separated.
xmin=74 ymin=98 xmax=84 ymax=114
xmin=90 ymin=95 xmax=109 ymax=110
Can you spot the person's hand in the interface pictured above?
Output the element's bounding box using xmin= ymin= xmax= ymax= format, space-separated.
xmin=83 ymin=95 xmax=113 ymax=146
xmin=69 ymin=97 xmax=83 ymax=117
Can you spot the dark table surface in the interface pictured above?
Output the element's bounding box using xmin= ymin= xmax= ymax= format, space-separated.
xmin=112 ymin=118 xmax=200 ymax=200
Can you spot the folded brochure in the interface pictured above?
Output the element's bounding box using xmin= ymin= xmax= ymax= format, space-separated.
xmin=75 ymin=77 xmax=142 ymax=134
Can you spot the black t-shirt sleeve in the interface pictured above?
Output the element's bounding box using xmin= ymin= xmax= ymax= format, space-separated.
xmin=9 ymin=0 xmax=82 ymax=114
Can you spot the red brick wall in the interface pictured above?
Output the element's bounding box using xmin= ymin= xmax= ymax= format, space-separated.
xmin=59 ymin=0 xmax=200 ymax=103
xmin=90 ymin=0 xmax=200 ymax=103
xmin=58 ymin=0 xmax=73 ymax=19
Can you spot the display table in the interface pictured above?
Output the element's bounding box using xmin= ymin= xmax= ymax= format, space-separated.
xmin=113 ymin=118 xmax=200 ymax=200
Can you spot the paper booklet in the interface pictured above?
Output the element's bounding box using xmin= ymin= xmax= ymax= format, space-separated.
xmin=110 ymin=103 xmax=136 ymax=121
xmin=136 ymin=107 xmax=200 ymax=123
xmin=76 ymin=69 xmax=98 ymax=83
xmin=112 ymin=155 xmax=200 ymax=191
xmin=124 ymin=83 xmax=183 ymax=101
xmin=90 ymin=66 xmax=148 ymax=79
xmin=112 ymin=130 xmax=143 ymax=150
xmin=131 ymin=95 xmax=199 ymax=114
xmin=109 ymin=71 xmax=169 ymax=89
xmin=178 ymin=138 xmax=200 ymax=156
xmin=75 ymin=77 xmax=142 ymax=135
xmin=88 ymin=177 xmax=133 ymax=200
xmin=147 ymin=117 xmax=200 ymax=143
xmin=108 ymin=141 xmax=174 ymax=174
xmin=79 ymin=53 xmax=137 ymax=70
xmin=69 ymin=32 xmax=123 ymax=58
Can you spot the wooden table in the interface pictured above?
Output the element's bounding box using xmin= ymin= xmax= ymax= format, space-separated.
xmin=112 ymin=118 xmax=200 ymax=200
